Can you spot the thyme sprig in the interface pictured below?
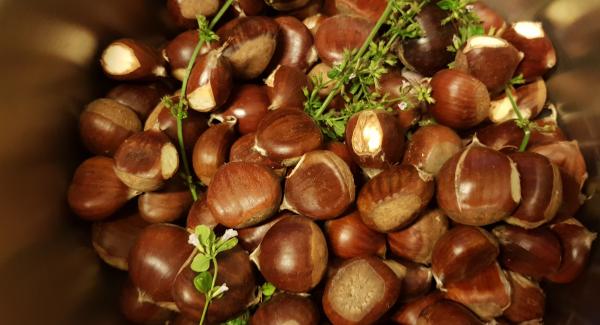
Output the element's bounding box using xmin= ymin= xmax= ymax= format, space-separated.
xmin=437 ymin=0 xmax=484 ymax=52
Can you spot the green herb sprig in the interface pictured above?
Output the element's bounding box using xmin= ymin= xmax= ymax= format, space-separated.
xmin=437 ymin=0 xmax=484 ymax=52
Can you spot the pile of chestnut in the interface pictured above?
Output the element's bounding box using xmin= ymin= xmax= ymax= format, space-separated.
xmin=67 ymin=0 xmax=596 ymax=324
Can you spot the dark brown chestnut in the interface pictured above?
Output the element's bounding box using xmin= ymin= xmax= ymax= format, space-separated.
xmin=402 ymin=124 xmax=463 ymax=176
xmin=431 ymin=226 xmax=499 ymax=285
xmin=384 ymin=260 xmax=434 ymax=301
xmin=265 ymin=65 xmax=312 ymax=110
xmin=314 ymin=15 xmax=372 ymax=65
xmin=282 ymin=150 xmax=355 ymax=220
xmin=376 ymin=70 xmax=421 ymax=127
xmin=546 ymin=218 xmax=597 ymax=283
xmin=114 ymin=130 xmax=179 ymax=192
xmin=221 ymin=84 xmax=270 ymax=135
xmin=107 ymin=82 xmax=170 ymax=120
xmin=388 ymin=209 xmax=449 ymax=265
xmin=79 ymin=98 xmax=142 ymax=156
xmin=265 ymin=0 xmax=311 ymax=11
xmin=416 ymin=300 xmax=484 ymax=325
xmin=436 ymin=139 xmax=521 ymax=226
xmin=138 ymin=181 xmax=194 ymax=223
xmin=269 ymin=16 xmax=318 ymax=72
xmin=163 ymin=30 xmax=215 ymax=81
xmin=472 ymin=2 xmax=507 ymax=35
xmin=191 ymin=119 xmax=237 ymax=185
xmin=429 ymin=69 xmax=491 ymax=129
xmin=303 ymin=13 xmax=327 ymax=36
xmin=217 ymin=16 xmax=280 ymax=79
xmin=334 ymin=0 xmax=386 ymax=23
xmin=250 ymin=292 xmax=320 ymax=325
xmin=555 ymin=170 xmax=586 ymax=223
xmin=120 ymin=280 xmax=174 ymax=325
xmin=322 ymin=256 xmax=400 ymax=325
xmin=186 ymin=196 xmax=219 ymax=230
xmin=100 ymin=39 xmax=166 ymax=80
xmin=358 ymin=164 xmax=434 ymax=233
xmin=207 ymin=162 xmax=282 ymax=228
xmin=232 ymin=0 xmax=266 ymax=16
xmin=503 ymin=271 xmax=545 ymax=323
xmin=529 ymin=140 xmax=588 ymax=189
xmin=502 ymin=21 xmax=557 ymax=81
xmin=252 ymin=215 xmax=328 ymax=293
xmin=167 ymin=0 xmax=220 ymax=28
xmin=229 ymin=133 xmax=284 ymax=173
xmin=488 ymin=78 xmax=547 ymax=123
xmin=326 ymin=140 xmax=358 ymax=174
xmin=128 ymin=224 xmax=194 ymax=303
xmin=325 ymin=211 xmax=387 ymax=259
xmin=186 ymin=48 xmax=233 ymax=112
xmin=68 ymin=156 xmax=139 ymax=221
xmin=237 ymin=214 xmax=287 ymax=252
xmin=287 ymin=0 xmax=323 ymax=20
xmin=391 ymin=292 xmax=444 ymax=325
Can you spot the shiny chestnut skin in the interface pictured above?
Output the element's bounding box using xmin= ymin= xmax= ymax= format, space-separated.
xmin=100 ymin=38 xmax=166 ymax=81
xmin=172 ymin=247 xmax=256 ymax=323
xmin=325 ymin=211 xmax=387 ymax=259
xmin=128 ymin=224 xmax=194 ymax=303
xmin=398 ymin=4 xmax=456 ymax=76
xmin=334 ymin=0 xmax=386 ymax=23
xmin=252 ymin=215 xmax=328 ymax=293
xmin=391 ymin=292 xmax=444 ymax=325
xmin=207 ymin=162 xmax=282 ymax=228
xmin=326 ymin=141 xmax=358 ymax=174
xmin=384 ymin=260 xmax=433 ymax=301
xmin=266 ymin=65 xmax=312 ymax=110
xmin=163 ymin=30 xmax=215 ymax=81
xmin=402 ymin=124 xmax=463 ymax=176
xmin=504 ymin=271 xmax=545 ymax=323
xmin=502 ymin=21 xmax=557 ymax=81
xmin=358 ymin=164 xmax=434 ymax=233
xmin=488 ymin=78 xmax=547 ymax=123
xmin=232 ymin=0 xmax=266 ymax=16
xmin=221 ymin=84 xmax=270 ymax=135
xmin=138 ymin=181 xmax=194 ymax=223
xmin=471 ymin=2 xmax=507 ymax=35
xmin=283 ymin=150 xmax=355 ymax=220
xmin=186 ymin=196 xmax=219 ymax=230
xmin=431 ymin=226 xmax=499 ymax=285
xmin=287 ymin=0 xmax=323 ymax=20
xmin=555 ymin=170 xmax=586 ymax=223
xmin=429 ymin=69 xmax=491 ymax=129
xmin=120 ymin=280 xmax=174 ymax=325
xmin=229 ymin=133 xmax=284 ymax=172
xmin=67 ymin=156 xmax=138 ymax=221
xmin=79 ymin=98 xmax=142 ymax=156
xmin=186 ymin=48 xmax=233 ymax=112
xmin=376 ymin=70 xmax=422 ymax=127
xmin=529 ymin=140 xmax=588 ymax=189
xmin=237 ymin=214 xmax=287 ymax=252
xmin=107 ymin=82 xmax=170 ymax=120
xmin=322 ymin=256 xmax=400 ymax=325
xmin=476 ymin=116 xmax=565 ymax=152
xmin=417 ymin=300 xmax=484 ymax=325
xmin=315 ymin=15 xmax=372 ymax=65
xmin=167 ymin=0 xmax=220 ymax=28
xmin=250 ymin=292 xmax=320 ymax=325
xmin=265 ymin=0 xmax=311 ymax=11
xmin=191 ymin=120 xmax=236 ymax=185
xmin=269 ymin=16 xmax=317 ymax=72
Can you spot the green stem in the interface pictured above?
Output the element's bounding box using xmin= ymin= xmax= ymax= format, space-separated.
xmin=505 ymin=87 xmax=530 ymax=152
xmin=199 ymin=258 xmax=219 ymax=325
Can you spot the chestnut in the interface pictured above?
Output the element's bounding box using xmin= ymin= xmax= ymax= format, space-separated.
xmin=167 ymin=0 xmax=220 ymax=28
xmin=237 ymin=214 xmax=287 ymax=252
xmin=387 ymin=209 xmax=449 ymax=265
xmin=255 ymin=108 xmax=323 ymax=165
xmin=529 ymin=140 xmax=588 ymax=189
xmin=314 ymin=15 xmax=372 ymax=65
xmin=334 ymin=0 xmax=386 ymax=23
xmin=186 ymin=48 xmax=233 ymax=112
xmin=107 ymin=82 xmax=170 ymax=120
xmin=91 ymin=210 xmax=148 ymax=270
xmin=376 ymin=70 xmax=421 ymax=126
xmin=100 ymin=39 xmax=166 ymax=80
xmin=505 ymin=152 xmax=562 ymax=229
xmin=163 ymin=30 xmax=215 ymax=81
xmin=79 ymin=98 xmax=142 ymax=156
xmin=529 ymin=105 xmax=566 ymax=147
xmin=492 ymin=225 xmax=562 ymax=278
xmin=471 ymin=2 xmax=507 ymax=36
xmin=488 ymin=78 xmax=547 ymax=123
xmin=270 ymin=16 xmax=318 ymax=72
xmin=128 ymin=224 xmax=194 ymax=303
xmin=120 ymin=280 xmax=174 ymax=325
xmin=172 ymin=247 xmax=256 ymax=323
xmin=138 ymin=181 xmax=194 ymax=223
xmin=68 ymin=156 xmax=138 ymax=221
xmin=358 ymin=164 xmax=434 ymax=233
xmin=345 ymin=110 xmax=404 ymax=170
xmin=303 ymin=13 xmax=326 ymax=36
xmin=282 ymin=150 xmax=355 ymax=220
xmin=326 ymin=140 xmax=358 ymax=174
xmin=555 ymin=170 xmax=586 ymax=223
xmin=384 ymin=260 xmax=433 ymax=301
xmin=217 ymin=16 xmax=280 ymax=79
xmin=429 ymin=69 xmax=491 ymax=129
xmin=397 ymin=4 xmax=456 ymax=76
xmin=454 ymin=35 xmax=523 ymax=94
xmin=322 ymin=256 xmax=400 ymax=325
xmin=502 ymin=21 xmax=557 ymax=81
xmin=503 ymin=271 xmax=545 ymax=323
xmin=265 ymin=0 xmax=311 ymax=11
xmin=250 ymin=292 xmax=320 ymax=325
xmin=416 ymin=300 xmax=484 ymax=325
xmin=546 ymin=218 xmax=597 ymax=284
xmin=476 ymin=119 xmax=525 ymax=151
xmin=229 ymin=133 xmax=284 ymax=173
xmin=186 ymin=196 xmax=219 ymax=230
xmin=444 ymin=262 xmax=512 ymax=320
xmin=431 ymin=226 xmax=499 ymax=285
xmin=113 ymin=130 xmax=179 ymax=192
xmin=307 ymin=62 xmax=335 ymax=96
xmin=220 ymin=84 xmax=270 ymax=135
xmin=325 ymin=211 xmax=387 ymax=259
xmin=391 ymin=292 xmax=444 ymax=325
xmin=265 ymin=65 xmax=312 ymax=110
xmin=207 ymin=162 xmax=282 ymax=228
xmin=191 ymin=119 xmax=237 ymax=185
xmin=402 ymin=124 xmax=463 ymax=176
xmin=436 ymin=139 xmax=521 ymax=226
xmin=232 ymin=0 xmax=266 ymax=16
xmin=251 ymin=215 xmax=328 ymax=292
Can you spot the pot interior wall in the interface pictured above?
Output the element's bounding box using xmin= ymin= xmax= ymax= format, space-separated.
xmin=0 ymin=0 xmax=598 ymax=324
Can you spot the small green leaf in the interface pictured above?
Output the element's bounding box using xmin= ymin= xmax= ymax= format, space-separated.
xmin=216 ymin=238 xmax=238 ymax=253
xmin=195 ymin=225 xmax=212 ymax=247
xmin=191 ymin=254 xmax=211 ymax=272
xmin=193 ymin=271 xmax=213 ymax=294
xmin=261 ymin=282 xmax=276 ymax=297
xmin=221 ymin=310 xmax=250 ymax=325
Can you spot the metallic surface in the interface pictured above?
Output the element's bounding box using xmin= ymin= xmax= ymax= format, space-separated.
xmin=0 ymin=0 xmax=598 ymax=324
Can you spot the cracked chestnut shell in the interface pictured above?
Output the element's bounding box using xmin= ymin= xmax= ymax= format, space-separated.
xmin=325 ymin=211 xmax=387 ymax=259
xmin=402 ymin=124 xmax=462 ymax=176
xmin=100 ymin=38 xmax=166 ymax=80
xmin=250 ymin=292 xmax=320 ymax=325
xmin=488 ymin=78 xmax=547 ymax=124
xmin=546 ymin=218 xmax=597 ymax=283
xmin=266 ymin=65 xmax=312 ymax=110
xmin=163 ymin=30 xmax=215 ymax=81
xmin=229 ymin=133 xmax=284 ymax=173
xmin=503 ymin=271 xmax=545 ymax=323
xmin=167 ymin=0 xmax=220 ymax=28
xmin=186 ymin=48 xmax=233 ymax=112
xmin=502 ymin=21 xmax=557 ymax=81
xmin=315 ymin=15 xmax=372 ymax=66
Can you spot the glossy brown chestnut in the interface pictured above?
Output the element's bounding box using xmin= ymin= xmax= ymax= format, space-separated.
xmin=493 ymin=225 xmax=562 ymax=278
xmin=402 ymin=124 xmax=463 ymax=176
xmin=429 ymin=69 xmax=491 ymax=129
xmin=255 ymin=108 xmax=323 ymax=165
xmin=186 ymin=48 xmax=233 ymax=112
xmin=191 ymin=119 xmax=236 ymax=185
xmin=207 ymin=162 xmax=282 ymax=228
xmin=237 ymin=214 xmax=287 ymax=252
xmin=229 ymin=133 xmax=284 ymax=172
xmin=221 ymin=84 xmax=270 ymax=135
xmin=252 ymin=215 xmax=328 ymax=293
xmin=503 ymin=271 xmax=545 ymax=323
xmin=287 ymin=0 xmax=323 ymax=20
xmin=128 ymin=224 xmax=194 ymax=303
xmin=303 ymin=13 xmax=326 ymax=36
xmin=388 ymin=209 xmax=449 ymax=265
xmin=120 ymin=280 xmax=174 ymax=325
xmin=265 ymin=0 xmax=311 ymax=11
xmin=250 ymin=292 xmax=320 ymax=325
xmin=232 ymin=0 xmax=266 ymax=16
xmin=266 ymin=65 xmax=312 ymax=110
xmin=436 ymin=139 xmax=521 ymax=226
xmin=326 ymin=141 xmax=358 ymax=174
xmin=114 ymin=130 xmax=179 ymax=192
xmin=376 ymin=70 xmax=421 ymax=120
xmin=100 ymin=39 xmax=166 ymax=80
xmin=358 ymin=164 xmax=434 ymax=233
xmin=528 ymin=105 xmax=567 ymax=147
xmin=91 ymin=210 xmax=148 ymax=270
xmin=138 ymin=181 xmax=194 ymax=223
xmin=416 ymin=300 xmax=484 ymax=325
xmin=476 ymin=120 xmax=525 ymax=151
xmin=502 ymin=21 xmax=557 ymax=80
xmin=529 ymin=140 xmax=588 ymax=189
xmin=107 ymin=82 xmax=170 ymax=120
xmin=431 ymin=226 xmax=499 ymax=285
xmin=506 ymin=152 xmax=562 ymax=228
xmin=397 ymin=4 xmax=456 ymax=76
xmin=555 ymin=170 xmax=586 ymax=223
xmin=391 ymin=292 xmax=444 ymax=325
xmin=454 ymin=35 xmax=523 ymax=94
xmin=444 ymin=262 xmax=512 ymax=320
xmin=334 ymin=0 xmax=386 ymax=23
xmin=186 ymin=196 xmax=219 ymax=230
xmin=325 ymin=211 xmax=387 ymax=259
xmin=167 ymin=0 xmax=220 ymax=28
xmin=488 ymin=78 xmax=547 ymax=123
xmin=323 ymin=256 xmax=400 ymax=325
xmin=471 ymin=2 xmax=507 ymax=35
xmin=315 ymin=15 xmax=372 ymax=65
xmin=546 ymin=218 xmax=597 ymax=283
xmin=345 ymin=110 xmax=404 ymax=170
xmin=270 ymin=16 xmax=317 ymax=72
xmin=384 ymin=259 xmax=433 ymax=301
xmin=282 ymin=150 xmax=355 ymax=220
xmin=217 ymin=16 xmax=279 ymax=79
xmin=68 ymin=156 xmax=138 ymax=221
xmin=163 ymin=30 xmax=215 ymax=81
xmin=79 ymin=98 xmax=142 ymax=156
